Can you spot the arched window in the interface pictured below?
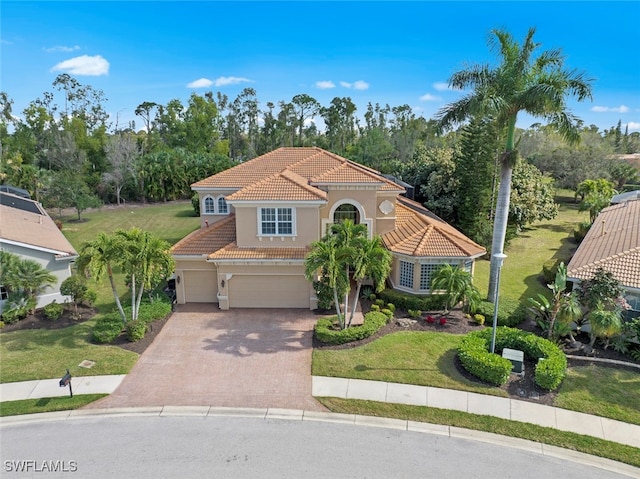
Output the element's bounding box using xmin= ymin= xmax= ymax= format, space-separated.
xmin=333 ymin=203 xmax=360 ymax=224
xmin=217 ymin=197 xmax=228 ymax=214
xmin=203 ymin=196 xmax=215 ymax=214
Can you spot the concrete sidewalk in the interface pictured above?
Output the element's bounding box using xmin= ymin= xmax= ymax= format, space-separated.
xmin=2 ymin=374 xmax=639 ymax=450
xmin=312 ymin=376 xmax=640 ymax=450
xmin=0 ymin=375 xmax=125 ymax=402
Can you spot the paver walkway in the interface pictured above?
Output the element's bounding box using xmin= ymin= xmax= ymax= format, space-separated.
xmin=85 ymin=304 xmax=326 ymax=411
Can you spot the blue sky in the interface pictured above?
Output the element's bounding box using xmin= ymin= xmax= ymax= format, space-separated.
xmin=2 ymin=1 xmax=639 ymax=133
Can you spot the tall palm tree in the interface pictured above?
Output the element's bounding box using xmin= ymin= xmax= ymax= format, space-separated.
xmin=304 ymin=237 xmax=348 ymax=329
xmin=77 ymin=232 xmax=127 ymax=323
xmin=348 ymin=236 xmax=392 ymax=327
xmin=436 ymin=27 xmax=593 ymax=302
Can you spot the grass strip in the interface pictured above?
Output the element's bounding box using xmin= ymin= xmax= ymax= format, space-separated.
xmin=317 ymin=397 xmax=640 ymax=468
xmin=0 ymin=394 xmax=107 ymax=417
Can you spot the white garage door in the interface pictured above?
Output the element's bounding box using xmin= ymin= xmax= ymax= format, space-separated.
xmin=184 ymin=270 xmax=218 ymax=303
xmin=229 ymin=275 xmax=309 ymax=308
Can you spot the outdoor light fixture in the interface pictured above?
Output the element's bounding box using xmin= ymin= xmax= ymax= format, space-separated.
xmin=490 ymin=253 xmax=507 ymax=354
xmin=221 ymin=279 xmax=225 ymax=288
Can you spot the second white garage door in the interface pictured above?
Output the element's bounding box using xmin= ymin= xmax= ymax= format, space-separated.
xmin=229 ymin=275 xmax=310 ymax=308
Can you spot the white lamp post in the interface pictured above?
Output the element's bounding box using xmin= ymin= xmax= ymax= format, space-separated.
xmin=490 ymin=252 xmax=507 ymax=354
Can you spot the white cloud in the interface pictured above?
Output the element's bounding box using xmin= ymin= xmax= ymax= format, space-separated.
xmin=433 ymin=82 xmax=450 ymax=91
xmin=340 ymin=81 xmax=351 ymax=88
xmin=213 ymin=76 xmax=252 ymax=87
xmin=45 ymin=45 xmax=81 ymax=53
xmin=420 ymin=93 xmax=442 ymax=102
xmin=51 ymin=55 xmax=109 ymax=76
xmin=316 ymin=80 xmax=335 ymax=89
xmin=187 ymin=78 xmax=214 ymax=88
xmin=353 ymin=80 xmax=369 ymax=90
xmin=591 ymin=105 xmax=629 ymax=113
xmin=626 ymin=121 xmax=640 ymax=132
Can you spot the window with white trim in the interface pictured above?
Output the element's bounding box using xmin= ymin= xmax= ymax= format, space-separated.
xmin=420 ymin=264 xmax=441 ymax=291
xmin=399 ymin=261 xmax=414 ymax=288
xmin=260 ymin=207 xmax=294 ymax=235
xmin=464 ymin=260 xmax=473 ymax=274
xmin=218 ymin=197 xmax=228 ymax=214
xmin=203 ymin=196 xmax=215 ymax=214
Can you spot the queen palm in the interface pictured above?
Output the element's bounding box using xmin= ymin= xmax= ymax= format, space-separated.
xmin=436 ymin=27 xmax=593 ymax=302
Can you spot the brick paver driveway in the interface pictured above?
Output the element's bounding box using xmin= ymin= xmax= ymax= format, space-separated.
xmin=88 ymin=305 xmax=326 ymax=411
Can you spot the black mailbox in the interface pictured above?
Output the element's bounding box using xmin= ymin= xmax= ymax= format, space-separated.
xmin=59 ymin=370 xmax=72 ymax=387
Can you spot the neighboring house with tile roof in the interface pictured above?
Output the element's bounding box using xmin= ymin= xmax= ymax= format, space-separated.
xmin=566 ymin=199 xmax=640 ymax=319
xmin=0 ymin=192 xmax=78 ymax=310
xmin=172 ymin=147 xmax=486 ymax=309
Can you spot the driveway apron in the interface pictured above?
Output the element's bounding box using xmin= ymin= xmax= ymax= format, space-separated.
xmin=86 ymin=305 xmax=326 ymax=411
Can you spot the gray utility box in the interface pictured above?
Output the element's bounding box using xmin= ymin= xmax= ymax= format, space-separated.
xmin=502 ymin=348 xmax=524 ymax=374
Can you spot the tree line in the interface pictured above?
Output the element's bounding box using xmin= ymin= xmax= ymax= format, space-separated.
xmin=1 ymin=64 xmax=638 ymax=249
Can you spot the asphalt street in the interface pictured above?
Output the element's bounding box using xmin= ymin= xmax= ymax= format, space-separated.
xmin=1 ymin=416 xmax=635 ymax=478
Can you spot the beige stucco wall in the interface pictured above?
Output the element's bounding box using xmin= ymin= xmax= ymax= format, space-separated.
xmin=174 ymin=258 xmax=218 ymax=304
xmin=233 ymin=205 xmax=320 ymax=248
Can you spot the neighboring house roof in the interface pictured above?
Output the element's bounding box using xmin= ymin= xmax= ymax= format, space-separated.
xmin=611 ymin=190 xmax=640 ymax=204
xmin=192 ymin=147 xmax=404 ymax=196
xmin=0 ymin=193 xmax=77 ymax=258
xmin=171 ymin=215 xmax=237 ymax=256
xmin=382 ymin=197 xmax=486 ymax=258
xmin=567 ymin=199 xmax=640 ymax=289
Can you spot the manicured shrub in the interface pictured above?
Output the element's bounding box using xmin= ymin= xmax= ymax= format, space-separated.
xmin=439 ymin=317 xmax=447 ymax=326
xmin=457 ymin=327 xmax=567 ymax=390
xmin=474 ymin=314 xmax=485 ymax=325
xmin=426 ymin=315 xmax=435 ymax=324
xmin=43 ymin=301 xmax=64 ymax=320
xmin=370 ymin=304 xmax=380 ymax=312
xmin=381 ymin=308 xmax=393 ymax=321
xmin=386 ymin=303 xmax=396 ymax=313
xmin=375 ymin=299 xmax=385 ymax=307
xmin=0 ymin=321 xmax=5 ymax=329
xmin=368 ymin=294 xmax=377 ymax=301
xmin=126 ymin=319 xmax=147 ymax=342
xmin=92 ymin=313 xmax=123 ymax=344
xmin=407 ymin=309 xmax=422 ymax=319
xmin=378 ymin=289 xmax=447 ymax=312
xmin=1 ymin=296 xmax=36 ymax=324
xmin=314 ymin=311 xmax=387 ymax=345
xmin=122 ymin=299 xmax=172 ymax=324
xmin=476 ymin=300 xmax=525 ymax=327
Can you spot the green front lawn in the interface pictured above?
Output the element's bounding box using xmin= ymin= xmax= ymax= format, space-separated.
xmin=0 ymin=394 xmax=108 ymax=417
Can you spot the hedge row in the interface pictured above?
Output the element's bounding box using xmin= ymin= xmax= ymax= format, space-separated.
xmin=458 ymin=327 xmax=567 ymax=390
xmin=315 ymin=311 xmax=388 ymax=345
xmin=377 ymin=289 xmax=447 ymax=312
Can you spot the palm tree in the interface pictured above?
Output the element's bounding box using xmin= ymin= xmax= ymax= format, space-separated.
xmin=436 ymin=27 xmax=593 ymax=302
xmin=304 ymin=236 xmax=348 ymax=329
xmin=77 ymin=232 xmax=127 ymax=323
xmin=348 ymin=236 xmax=392 ymax=327
xmin=114 ymin=228 xmax=174 ymax=322
xmin=587 ymin=307 xmax=622 ymax=349
xmin=430 ymin=264 xmax=479 ymax=313
xmin=1 ymin=252 xmax=56 ymax=309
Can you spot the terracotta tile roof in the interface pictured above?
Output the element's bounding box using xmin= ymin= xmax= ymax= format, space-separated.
xmin=567 ymin=199 xmax=640 ymax=289
xmin=191 ymin=147 xmax=403 ymax=198
xmin=226 ymin=169 xmax=327 ymax=202
xmin=171 ymin=215 xmax=236 ymax=256
xmin=0 ymin=197 xmax=77 ymax=258
xmin=382 ymin=197 xmax=486 ymax=258
xmin=208 ymin=243 xmax=309 ymax=261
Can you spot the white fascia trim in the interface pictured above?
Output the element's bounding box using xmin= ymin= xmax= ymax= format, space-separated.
xmin=226 ymin=200 xmax=326 ymax=207
xmin=211 ymin=259 xmax=305 ymax=266
xmin=0 ymin=239 xmax=74 ymax=257
xmin=192 ymin=187 xmax=240 ymax=193
xmin=392 ymin=252 xmax=481 ymax=262
xmin=173 ymin=254 xmax=211 ymax=260
xmin=55 ymin=254 xmax=78 ymax=263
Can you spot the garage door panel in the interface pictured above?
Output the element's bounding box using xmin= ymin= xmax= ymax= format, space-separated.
xmin=230 ymin=275 xmax=309 ymax=308
xmin=185 ymin=270 xmax=218 ymax=303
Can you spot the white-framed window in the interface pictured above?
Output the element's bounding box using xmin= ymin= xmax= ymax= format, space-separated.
xmin=203 ymin=196 xmax=215 ymax=214
xmin=0 ymin=286 xmax=7 ymax=301
xmin=260 ymin=207 xmax=294 ymax=236
xmin=420 ymin=264 xmax=443 ymax=292
xmin=399 ymin=261 xmax=414 ymax=289
xmin=464 ymin=260 xmax=473 ymax=274
xmin=202 ymin=195 xmax=229 ymax=215
xmin=218 ymin=197 xmax=228 ymax=214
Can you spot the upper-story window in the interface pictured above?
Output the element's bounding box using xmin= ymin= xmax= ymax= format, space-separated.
xmin=260 ymin=207 xmax=294 ymax=236
xmin=203 ymin=195 xmax=229 ymax=215
xmin=333 ymin=203 xmax=360 ymax=224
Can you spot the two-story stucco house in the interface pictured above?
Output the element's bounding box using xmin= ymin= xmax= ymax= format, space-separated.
xmin=171 ymin=147 xmax=486 ymax=309
xmin=0 ymin=191 xmax=78 ymax=310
